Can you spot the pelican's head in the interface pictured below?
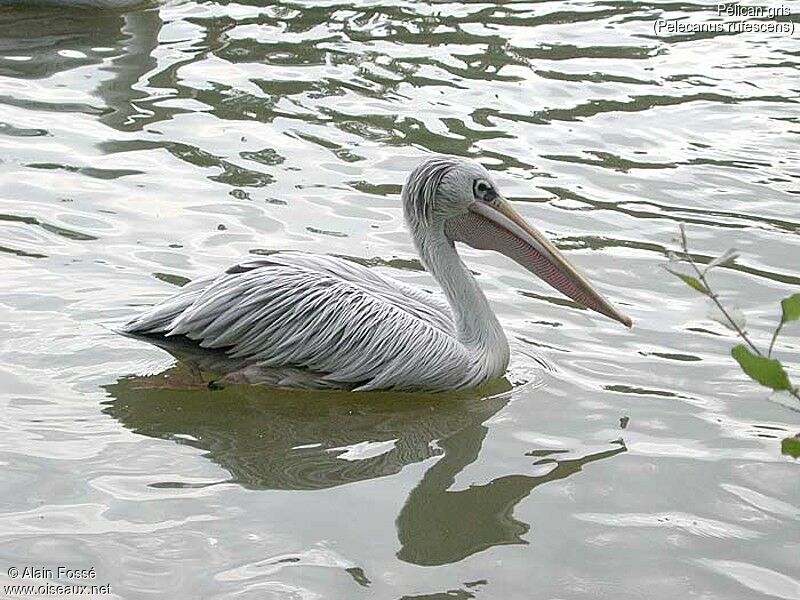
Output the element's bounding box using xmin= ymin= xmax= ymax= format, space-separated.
xmin=402 ymin=155 xmax=632 ymax=327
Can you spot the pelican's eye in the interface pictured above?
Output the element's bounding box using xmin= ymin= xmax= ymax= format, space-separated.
xmin=473 ymin=178 xmax=497 ymax=202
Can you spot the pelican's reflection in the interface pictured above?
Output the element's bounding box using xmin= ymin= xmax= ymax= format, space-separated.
xmin=103 ymin=367 xmax=513 ymax=490
xmin=397 ymin=434 xmax=625 ymax=566
xmin=103 ymin=366 xmax=624 ymax=566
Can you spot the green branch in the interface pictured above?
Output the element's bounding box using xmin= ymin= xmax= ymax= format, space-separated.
xmin=666 ymin=224 xmax=799 ymax=405
xmin=677 ymin=225 xmax=762 ymax=356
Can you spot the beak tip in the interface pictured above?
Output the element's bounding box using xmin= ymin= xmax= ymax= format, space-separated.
xmin=603 ymin=306 xmax=632 ymax=328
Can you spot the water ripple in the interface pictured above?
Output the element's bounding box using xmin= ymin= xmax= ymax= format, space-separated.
xmin=0 ymin=1 xmax=797 ymax=598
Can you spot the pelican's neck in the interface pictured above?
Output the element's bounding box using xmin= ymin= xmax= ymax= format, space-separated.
xmin=414 ymin=226 xmax=510 ymax=374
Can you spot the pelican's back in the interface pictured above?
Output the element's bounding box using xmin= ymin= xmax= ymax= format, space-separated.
xmin=122 ymin=253 xmax=472 ymax=391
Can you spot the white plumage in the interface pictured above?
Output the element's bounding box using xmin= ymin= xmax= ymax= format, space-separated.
xmin=123 ymin=156 xmax=630 ymax=391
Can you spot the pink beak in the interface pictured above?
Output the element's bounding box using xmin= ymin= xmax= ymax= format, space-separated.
xmin=446 ymin=198 xmax=632 ymax=327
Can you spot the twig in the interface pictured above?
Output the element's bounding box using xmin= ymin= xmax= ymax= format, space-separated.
xmin=768 ymin=322 xmax=783 ymax=358
xmin=678 ymin=225 xmax=761 ymax=356
xmin=673 ymin=225 xmax=799 ymax=403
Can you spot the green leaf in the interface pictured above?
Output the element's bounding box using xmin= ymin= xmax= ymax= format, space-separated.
xmin=782 ymin=436 xmax=800 ymax=459
xmin=780 ymin=293 xmax=800 ymax=323
xmin=731 ymin=345 xmax=792 ymax=391
xmin=674 ymin=273 xmax=709 ymax=295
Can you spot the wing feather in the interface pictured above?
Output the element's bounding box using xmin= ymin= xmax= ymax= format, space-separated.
xmin=123 ymin=253 xmax=468 ymax=390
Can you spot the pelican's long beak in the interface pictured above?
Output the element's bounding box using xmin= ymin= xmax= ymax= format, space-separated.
xmin=446 ymin=198 xmax=632 ymax=327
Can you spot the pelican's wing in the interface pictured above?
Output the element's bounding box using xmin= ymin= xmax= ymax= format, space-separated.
xmin=122 ymin=252 xmax=465 ymax=390
xmin=230 ymin=252 xmax=454 ymax=335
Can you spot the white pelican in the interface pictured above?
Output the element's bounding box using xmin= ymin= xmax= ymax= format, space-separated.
xmin=123 ymin=156 xmax=631 ymax=391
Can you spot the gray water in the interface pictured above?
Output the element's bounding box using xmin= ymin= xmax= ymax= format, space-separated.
xmin=1 ymin=1 xmax=799 ymax=598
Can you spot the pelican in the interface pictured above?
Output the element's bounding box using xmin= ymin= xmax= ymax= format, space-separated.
xmin=122 ymin=156 xmax=631 ymax=391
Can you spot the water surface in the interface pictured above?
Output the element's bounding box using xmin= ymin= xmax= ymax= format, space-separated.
xmin=1 ymin=1 xmax=798 ymax=598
